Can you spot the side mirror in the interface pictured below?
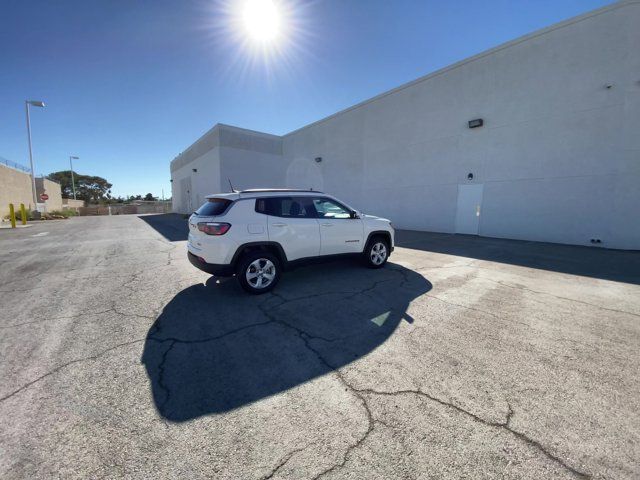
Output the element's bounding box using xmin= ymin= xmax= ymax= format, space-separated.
xmin=350 ymin=211 xmax=360 ymax=219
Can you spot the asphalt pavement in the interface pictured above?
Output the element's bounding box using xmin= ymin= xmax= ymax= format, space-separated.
xmin=1 ymin=214 xmax=639 ymax=479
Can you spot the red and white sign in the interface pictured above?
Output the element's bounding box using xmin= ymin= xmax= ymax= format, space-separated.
xmin=40 ymin=193 xmax=49 ymax=201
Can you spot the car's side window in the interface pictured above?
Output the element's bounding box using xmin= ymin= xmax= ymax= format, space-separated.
xmin=255 ymin=197 xmax=315 ymax=218
xmin=255 ymin=198 xmax=267 ymax=214
xmin=312 ymin=198 xmax=352 ymax=219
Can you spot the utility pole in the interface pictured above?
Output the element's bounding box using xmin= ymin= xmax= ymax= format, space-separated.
xmin=25 ymin=100 xmax=46 ymax=208
xmin=69 ymin=156 xmax=79 ymax=199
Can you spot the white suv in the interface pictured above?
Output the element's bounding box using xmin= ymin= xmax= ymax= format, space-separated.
xmin=187 ymin=189 xmax=395 ymax=294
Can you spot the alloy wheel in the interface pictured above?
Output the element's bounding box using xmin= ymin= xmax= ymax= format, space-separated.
xmin=370 ymin=242 xmax=387 ymax=265
xmin=246 ymin=258 xmax=276 ymax=289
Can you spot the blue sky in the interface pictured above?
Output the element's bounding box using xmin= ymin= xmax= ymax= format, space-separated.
xmin=0 ymin=0 xmax=613 ymax=198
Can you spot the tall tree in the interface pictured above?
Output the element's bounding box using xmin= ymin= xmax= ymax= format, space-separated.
xmin=48 ymin=170 xmax=113 ymax=203
xmin=48 ymin=170 xmax=74 ymax=198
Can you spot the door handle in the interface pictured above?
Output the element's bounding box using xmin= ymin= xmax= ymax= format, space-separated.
xmin=321 ymin=223 xmax=333 ymax=227
xmin=272 ymin=223 xmax=287 ymax=227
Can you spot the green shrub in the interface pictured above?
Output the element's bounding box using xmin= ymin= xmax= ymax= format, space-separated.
xmin=3 ymin=209 xmax=33 ymax=221
xmin=49 ymin=210 xmax=76 ymax=218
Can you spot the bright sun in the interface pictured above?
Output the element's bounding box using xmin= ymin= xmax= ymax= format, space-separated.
xmin=242 ymin=0 xmax=281 ymax=43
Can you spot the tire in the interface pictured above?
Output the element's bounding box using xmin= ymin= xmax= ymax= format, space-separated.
xmin=364 ymin=236 xmax=390 ymax=269
xmin=237 ymin=251 xmax=281 ymax=294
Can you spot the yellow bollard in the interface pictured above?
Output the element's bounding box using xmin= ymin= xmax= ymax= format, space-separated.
xmin=20 ymin=203 xmax=27 ymax=225
xmin=9 ymin=203 xmax=16 ymax=228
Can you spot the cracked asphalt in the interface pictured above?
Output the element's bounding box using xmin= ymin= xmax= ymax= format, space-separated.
xmin=1 ymin=214 xmax=639 ymax=479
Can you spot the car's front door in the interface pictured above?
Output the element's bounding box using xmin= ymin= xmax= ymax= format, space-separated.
xmin=260 ymin=196 xmax=320 ymax=261
xmin=312 ymin=197 xmax=364 ymax=255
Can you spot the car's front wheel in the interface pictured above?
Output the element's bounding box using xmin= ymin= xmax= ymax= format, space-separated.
xmin=364 ymin=236 xmax=389 ymax=268
xmin=237 ymin=252 xmax=281 ymax=294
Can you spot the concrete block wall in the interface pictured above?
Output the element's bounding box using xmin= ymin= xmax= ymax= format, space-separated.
xmin=36 ymin=178 xmax=63 ymax=211
xmin=0 ymin=164 xmax=65 ymax=218
xmin=62 ymin=199 xmax=86 ymax=210
xmin=0 ymin=164 xmax=35 ymax=218
xmin=170 ymin=125 xmax=286 ymax=213
xmin=280 ymin=1 xmax=640 ymax=250
xmin=169 ymin=0 xmax=640 ymax=250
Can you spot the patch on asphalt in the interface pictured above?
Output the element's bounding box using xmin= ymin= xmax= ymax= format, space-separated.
xmin=371 ymin=312 xmax=390 ymax=326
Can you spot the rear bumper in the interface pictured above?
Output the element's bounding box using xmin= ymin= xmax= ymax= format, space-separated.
xmin=187 ymin=252 xmax=234 ymax=276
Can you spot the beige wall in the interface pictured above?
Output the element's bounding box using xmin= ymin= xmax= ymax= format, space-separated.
xmin=0 ymin=165 xmax=64 ymax=218
xmin=36 ymin=178 xmax=63 ymax=211
xmin=0 ymin=164 xmax=34 ymax=218
xmin=62 ymin=198 xmax=85 ymax=209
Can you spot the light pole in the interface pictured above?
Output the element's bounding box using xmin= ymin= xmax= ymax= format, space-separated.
xmin=69 ymin=156 xmax=79 ymax=200
xmin=25 ymin=100 xmax=46 ymax=208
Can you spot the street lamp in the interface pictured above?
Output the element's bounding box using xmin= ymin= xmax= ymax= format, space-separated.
xmin=25 ymin=100 xmax=46 ymax=208
xmin=69 ymin=156 xmax=79 ymax=200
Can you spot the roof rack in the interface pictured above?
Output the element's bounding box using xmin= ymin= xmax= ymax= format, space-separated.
xmin=239 ymin=188 xmax=324 ymax=194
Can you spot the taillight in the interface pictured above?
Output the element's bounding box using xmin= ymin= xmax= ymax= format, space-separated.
xmin=197 ymin=222 xmax=231 ymax=235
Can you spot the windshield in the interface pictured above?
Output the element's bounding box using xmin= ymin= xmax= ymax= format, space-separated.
xmin=194 ymin=198 xmax=232 ymax=216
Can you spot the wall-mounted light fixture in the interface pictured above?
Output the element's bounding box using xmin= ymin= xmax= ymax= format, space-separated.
xmin=467 ymin=173 xmax=474 ymax=180
xmin=192 ymin=168 xmax=198 ymax=173
xmin=468 ymin=119 xmax=483 ymax=129
xmin=314 ymin=157 xmax=322 ymax=163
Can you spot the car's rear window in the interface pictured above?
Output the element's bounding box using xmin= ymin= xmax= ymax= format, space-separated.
xmin=194 ymin=198 xmax=232 ymax=216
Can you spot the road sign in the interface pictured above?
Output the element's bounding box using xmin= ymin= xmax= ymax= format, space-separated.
xmin=40 ymin=193 xmax=49 ymax=201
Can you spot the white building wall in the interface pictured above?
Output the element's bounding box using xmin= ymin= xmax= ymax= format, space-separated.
xmin=171 ymin=147 xmax=221 ymax=213
xmin=171 ymin=125 xmax=285 ymax=212
xmin=280 ymin=0 xmax=640 ymax=249
xmin=170 ymin=0 xmax=640 ymax=249
xmin=219 ymin=146 xmax=287 ymax=191
xmin=283 ymin=109 xmax=366 ymax=208
xmin=217 ymin=126 xmax=286 ymax=191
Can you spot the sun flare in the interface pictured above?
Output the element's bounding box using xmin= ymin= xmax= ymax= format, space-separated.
xmin=242 ymin=0 xmax=281 ymax=43
xmin=202 ymin=0 xmax=309 ymax=80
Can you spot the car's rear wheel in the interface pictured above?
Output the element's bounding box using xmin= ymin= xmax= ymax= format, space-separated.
xmin=237 ymin=252 xmax=281 ymax=294
xmin=364 ymin=236 xmax=389 ymax=268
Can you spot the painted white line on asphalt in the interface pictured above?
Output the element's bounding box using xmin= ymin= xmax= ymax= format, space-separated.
xmin=31 ymin=232 xmax=50 ymax=237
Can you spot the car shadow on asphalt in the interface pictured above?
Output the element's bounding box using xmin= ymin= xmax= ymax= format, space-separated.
xmin=138 ymin=214 xmax=188 ymax=242
xmin=141 ymin=260 xmax=431 ymax=422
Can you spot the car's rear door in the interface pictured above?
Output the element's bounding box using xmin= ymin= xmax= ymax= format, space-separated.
xmin=258 ymin=196 xmax=320 ymax=261
xmin=312 ymin=197 xmax=364 ymax=255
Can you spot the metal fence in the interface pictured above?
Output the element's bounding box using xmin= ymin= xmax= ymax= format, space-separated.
xmin=0 ymin=156 xmax=31 ymax=174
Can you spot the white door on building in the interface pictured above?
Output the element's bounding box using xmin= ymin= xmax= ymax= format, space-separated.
xmin=455 ymin=184 xmax=484 ymax=235
xmin=180 ymin=177 xmax=192 ymax=213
